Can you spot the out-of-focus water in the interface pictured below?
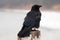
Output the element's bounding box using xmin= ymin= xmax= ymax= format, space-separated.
xmin=0 ymin=9 xmax=60 ymax=40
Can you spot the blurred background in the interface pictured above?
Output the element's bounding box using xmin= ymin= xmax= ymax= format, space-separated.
xmin=0 ymin=0 xmax=60 ymax=40
xmin=0 ymin=0 xmax=60 ymax=10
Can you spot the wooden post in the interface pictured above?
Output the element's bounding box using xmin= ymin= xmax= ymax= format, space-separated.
xmin=18 ymin=36 xmax=21 ymax=40
xmin=17 ymin=30 xmax=40 ymax=40
xmin=30 ymin=30 xmax=40 ymax=40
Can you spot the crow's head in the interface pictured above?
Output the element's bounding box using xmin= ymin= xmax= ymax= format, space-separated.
xmin=31 ymin=4 xmax=42 ymax=11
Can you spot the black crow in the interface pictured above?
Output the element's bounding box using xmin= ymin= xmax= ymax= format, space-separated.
xmin=18 ymin=4 xmax=42 ymax=37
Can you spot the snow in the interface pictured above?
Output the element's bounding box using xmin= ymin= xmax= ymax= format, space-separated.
xmin=41 ymin=11 xmax=60 ymax=29
xmin=0 ymin=9 xmax=60 ymax=40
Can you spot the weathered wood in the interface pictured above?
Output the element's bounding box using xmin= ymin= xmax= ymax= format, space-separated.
xmin=30 ymin=30 xmax=40 ymax=40
xmin=17 ymin=30 xmax=40 ymax=40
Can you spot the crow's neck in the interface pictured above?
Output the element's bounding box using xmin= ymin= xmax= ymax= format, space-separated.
xmin=31 ymin=8 xmax=40 ymax=12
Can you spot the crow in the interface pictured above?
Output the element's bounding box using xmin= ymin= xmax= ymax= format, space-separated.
xmin=18 ymin=4 xmax=42 ymax=37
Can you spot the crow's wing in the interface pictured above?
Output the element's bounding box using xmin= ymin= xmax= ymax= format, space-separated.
xmin=18 ymin=11 xmax=41 ymax=37
xmin=23 ymin=11 xmax=36 ymax=26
